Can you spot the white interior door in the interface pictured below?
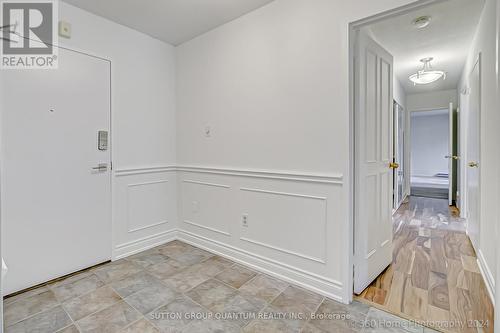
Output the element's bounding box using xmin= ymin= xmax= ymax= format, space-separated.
xmin=466 ymin=57 xmax=481 ymax=251
xmin=1 ymin=46 xmax=112 ymax=294
xmin=448 ymin=103 xmax=454 ymax=205
xmin=354 ymin=32 xmax=394 ymax=294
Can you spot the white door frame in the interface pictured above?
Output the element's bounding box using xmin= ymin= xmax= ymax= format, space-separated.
xmin=393 ymin=101 xmax=406 ymax=210
xmin=458 ymin=90 xmax=469 ymax=217
xmin=407 ymin=107 xmax=452 ymax=201
xmin=347 ymin=0 xmax=443 ymax=302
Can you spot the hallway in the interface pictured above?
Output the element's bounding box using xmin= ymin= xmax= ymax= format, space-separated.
xmin=357 ymin=197 xmax=494 ymax=333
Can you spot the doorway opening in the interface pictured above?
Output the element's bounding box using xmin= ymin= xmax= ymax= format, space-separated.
xmin=350 ymin=0 xmax=493 ymax=331
xmin=410 ymin=107 xmax=457 ymax=203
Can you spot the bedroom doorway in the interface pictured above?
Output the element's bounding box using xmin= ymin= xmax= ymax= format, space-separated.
xmin=409 ymin=104 xmax=458 ymax=204
xmin=351 ymin=0 xmax=493 ymax=330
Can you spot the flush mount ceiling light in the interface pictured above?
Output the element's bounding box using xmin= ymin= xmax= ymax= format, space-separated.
xmin=409 ymin=57 xmax=446 ymax=85
xmin=412 ymin=16 xmax=432 ymax=29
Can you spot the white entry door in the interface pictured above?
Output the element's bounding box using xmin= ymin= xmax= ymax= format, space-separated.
xmin=354 ymin=32 xmax=394 ymax=294
xmin=1 ymin=47 xmax=112 ymax=294
xmin=466 ymin=57 xmax=481 ymax=251
xmin=448 ymin=102 xmax=454 ymax=205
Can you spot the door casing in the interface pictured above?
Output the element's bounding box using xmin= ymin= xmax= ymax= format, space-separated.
xmin=347 ymin=0 xmax=444 ymax=302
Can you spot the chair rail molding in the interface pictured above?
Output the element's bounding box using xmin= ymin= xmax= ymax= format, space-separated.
xmin=177 ymin=165 xmax=344 ymax=184
xmin=114 ymin=165 xmax=177 ymax=176
xmin=115 ymin=165 xmax=343 ymax=184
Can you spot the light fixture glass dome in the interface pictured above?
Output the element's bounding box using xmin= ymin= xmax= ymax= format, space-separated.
xmin=409 ymin=57 xmax=446 ymax=85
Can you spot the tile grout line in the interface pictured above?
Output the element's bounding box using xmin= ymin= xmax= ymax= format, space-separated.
xmin=4 ymin=272 xmax=111 ymax=331
xmin=299 ymin=296 xmax=328 ymax=333
xmin=4 ymin=302 xmax=61 ymax=328
xmin=240 ymin=283 xmax=292 ymax=330
xmin=63 ymin=284 xmax=126 ymax=330
xmin=141 ymin=262 xmax=275 ymax=330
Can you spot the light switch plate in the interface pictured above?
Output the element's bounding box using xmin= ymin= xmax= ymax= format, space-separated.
xmin=59 ymin=21 xmax=72 ymax=38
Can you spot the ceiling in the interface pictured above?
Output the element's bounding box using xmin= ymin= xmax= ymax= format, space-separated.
xmin=366 ymin=0 xmax=485 ymax=94
xmin=62 ymin=0 xmax=276 ymax=46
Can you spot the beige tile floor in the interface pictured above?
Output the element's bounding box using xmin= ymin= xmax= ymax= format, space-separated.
xmin=3 ymin=240 xmax=438 ymax=333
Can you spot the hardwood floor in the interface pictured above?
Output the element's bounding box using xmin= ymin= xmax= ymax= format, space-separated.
xmin=356 ymin=196 xmax=494 ymax=333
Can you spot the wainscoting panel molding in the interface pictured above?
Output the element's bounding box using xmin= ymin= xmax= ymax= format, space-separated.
xmin=113 ymin=165 xmax=347 ymax=302
xmin=239 ymin=187 xmax=328 ymax=264
xmin=176 ymin=166 xmax=345 ymax=301
xmin=180 ymin=179 xmax=233 ymax=238
xmin=127 ymin=180 xmax=170 ymax=233
xmin=113 ymin=167 xmax=178 ymax=260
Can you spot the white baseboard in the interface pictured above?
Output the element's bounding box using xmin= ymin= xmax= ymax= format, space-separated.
xmin=113 ymin=229 xmax=178 ymax=260
xmin=477 ymin=250 xmax=495 ymax=306
xmin=111 ymin=227 xmax=345 ymax=303
xmin=177 ymin=229 xmax=345 ymax=303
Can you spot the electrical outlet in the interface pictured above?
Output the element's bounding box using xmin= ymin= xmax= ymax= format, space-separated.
xmin=242 ymin=214 xmax=249 ymax=227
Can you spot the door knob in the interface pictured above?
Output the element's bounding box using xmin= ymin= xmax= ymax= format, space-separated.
xmin=468 ymin=161 xmax=479 ymax=168
xmin=445 ymin=155 xmax=460 ymax=160
xmin=389 ymin=162 xmax=399 ymax=169
xmin=92 ymin=163 xmax=108 ymax=172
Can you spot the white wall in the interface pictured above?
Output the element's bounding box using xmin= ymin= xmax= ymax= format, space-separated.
xmin=407 ymin=89 xmax=458 ymax=112
xmin=410 ymin=111 xmax=449 ymax=177
xmin=176 ymin=0 xmax=419 ymax=302
xmin=459 ymin=0 xmax=499 ymax=301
